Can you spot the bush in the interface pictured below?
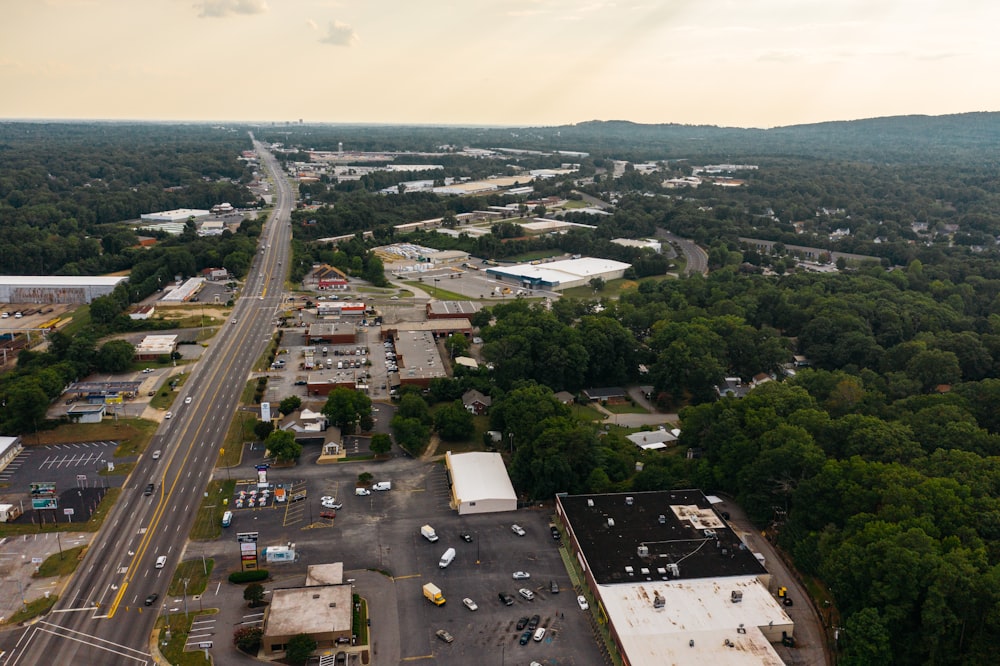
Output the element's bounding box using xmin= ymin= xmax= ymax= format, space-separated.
xmin=229 ymin=569 xmax=269 ymax=584
xmin=233 ymin=626 xmax=263 ymax=653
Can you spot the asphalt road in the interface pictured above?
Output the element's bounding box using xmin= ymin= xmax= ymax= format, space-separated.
xmin=2 ymin=135 xmax=293 ymax=666
xmin=658 ymin=229 xmax=709 ymax=276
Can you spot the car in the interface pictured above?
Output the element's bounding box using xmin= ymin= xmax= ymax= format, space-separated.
xmin=518 ymin=588 xmax=535 ymax=601
xmin=320 ymin=511 xmax=336 ymax=519
xmin=355 ymin=488 xmax=371 ymax=496
xmin=151 ymin=450 xmax=161 ymax=460
xmin=528 ymin=614 xmax=541 ymax=630
xmin=516 ymin=616 xmax=530 ymax=630
xmin=551 ymin=526 xmax=561 ymax=540
xmin=498 ymin=592 xmax=514 ymax=606
xmin=144 ymin=593 xmax=158 ymax=606
xmin=460 ymin=532 xmax=473 ymax=543
xmin=533 ymin=627 xmax=546 ymax=642
xmin=462 ymin=598 xmax=478 ymax=611
xmin=147 ymin=390 xmax=155 ymax=397
xmin=511 ymin=524 xmax=526 ymax=536
xmin=390 ymin=296 xmax=399 ymax=300
xmin=577 ymin=595 xmax=589 ymax=610
xmin=321 ymin=500 xmax=342 ymax=509
xmin=64 ymin=398 xmax=74 ymax=405
xmin=144 ymin=483 xmax=155 ymax=496
xmin=519 ymin=630 xmax=532 ymax=645
xmin=231 ymin=319 xmax=237 ymax=325
xmin=164 ymin=411 xmax=173 ymax=419
xmin=435 ymin=629 xmax=454 ymax=643
xmin=294 ymin=380 xmax=307 ymax=386
xmin=513 ymin=571 xmax=531 ymax=580
xmin=184 ymin=397 xmax=192 ymax=404
xmin=142 ymin=368 xmax=154 ymax=374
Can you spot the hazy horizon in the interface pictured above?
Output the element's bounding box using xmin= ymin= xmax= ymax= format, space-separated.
xmin=3 ymin=1 xmax=999 ymax=129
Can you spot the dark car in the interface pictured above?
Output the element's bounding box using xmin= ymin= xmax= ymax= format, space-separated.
xmin=528 ymin=614 xmax=541 ymax=630
xmin=144 ymin=483 xmax=155 ymax=496
xmin=516 ymin=617 xmax=529 ymax=630
xmin=460 ymin=532 xmax=473 ymax=543
xmin=498 ymin=592 xmax=514 ymax=606
xmin=519 ymin=630 xmax=532 ymax=646
xmin=144 ymin=593 xmax=158 ymax=606
xmin=551 ymin=526 xmax=561 ymax=540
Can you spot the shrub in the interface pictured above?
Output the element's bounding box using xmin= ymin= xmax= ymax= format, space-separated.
xmin=229 ymin=569 xmax=269 ymax=584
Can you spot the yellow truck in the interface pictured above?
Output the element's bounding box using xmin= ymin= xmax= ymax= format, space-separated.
xmin=423 ymin=582 xmax=446 ymax=606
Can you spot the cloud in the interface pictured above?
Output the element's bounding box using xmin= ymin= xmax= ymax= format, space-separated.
xmin=320 ymin=20 xmax=359 ymax=46
xmin=195 ymin=0 xmax=268 ymax=18
xmin=306 ymin=18 xmax=319 ymax=31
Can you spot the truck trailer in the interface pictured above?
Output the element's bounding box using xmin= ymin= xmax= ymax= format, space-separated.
xmin=423 ymin=583 xmax=446 ymax=606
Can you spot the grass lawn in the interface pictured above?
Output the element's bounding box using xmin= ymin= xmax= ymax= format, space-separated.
xmin=150 ymin=372 xmax=189 ymax=410
xmin=253 ymin=333 xmax=281 ymax=372
xmin=98 ymin=461 xmax=135 ymax=477
xmin=168 ymin=559 xmax=215 ymax=596
xmin=158 ymin=611 xmax=215 ymax=666
xmin=33 ymin=545 xmax=87 ymax=578
xmin=403 ymin=281 xmax=469 ymax=301
xmin=425 ymin=407 xmax=488 ymax=454
xmin=220 ymin=411 xmax=254 ymax=468
xmin=190 ymin=480 xmax=236 ymax=541
xmin=2 ymin=595 xmax=58 ymax=626
xmin=604 ymin=402 xmax=649 ymax=415
xmin=570 ymin=404 xmax=605 ymax=422
xmin=58 ymin=305 xmax=91 ymax=338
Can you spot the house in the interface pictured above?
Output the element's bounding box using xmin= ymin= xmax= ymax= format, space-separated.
xmin=129 ymin=305 xmax=155 ymax=321
xmin=310 ymin=264 xmax=350 ymax=291
xmin=462 ymin=389 xmax=492 ymax=415
xmin=553 ymin=391 xmax=575 ymax=405
xmin=582 ymin=387 xmax=628 ymax=403
xmin=626 ymin=429 xmax=678 ymax=451
xmin=715 ymin=377 xmax=750 ymax=399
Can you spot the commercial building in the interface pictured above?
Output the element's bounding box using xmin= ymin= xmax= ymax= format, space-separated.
xmin=519 ymin=219 xmax=597 ymax=236
xmin=485 ymin=257 xmax=631 ymax=291
xmin=0 ymin=275 xmax=128 ymax=305
xmin=611 ymin=238 xmax=662 ymax=253
xmin=67 ymin=404 xmax=106 ymax=424
xmin=261 ymin=565 xmax=353 ymax=655
xmin=426 ymin=301 xmax=482 ymax=320
xmin=317 ymin=302 xmax=366 ymax=317
xmin=306 ymin=323 xmax=358 ymax=345
xmin=140 ymin=208 xmax=211 ymax=223
xmin=556 ymin=490 xmax=792 ymax=666
xmin=382 ymin=328 xmax=447 ymax=388
xmin=0 ymin=436 xmax=23 ymax=473
xmin=445 ymin=451 xmax=517 ymax=514
xmin=134 ymin=335 xmax=178 ymax=361
xmin=159 ymin=277 xmax=205 ymax=303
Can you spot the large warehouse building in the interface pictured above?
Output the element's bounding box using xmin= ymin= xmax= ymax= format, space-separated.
xmin=0 ymin=275 xmax=128 ymax=304
xmin=485 ymin=257 xmax=631 ymax=291
xmin=445 ymin=451 xmax=517 ymax=514
xmin=556 ymin=490 xmax=793 ymax=666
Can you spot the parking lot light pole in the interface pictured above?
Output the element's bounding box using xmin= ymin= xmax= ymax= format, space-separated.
xmin=182 ymin=578 xmax=189 ymax=617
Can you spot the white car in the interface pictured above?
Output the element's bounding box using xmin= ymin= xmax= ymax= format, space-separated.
xmin=462 ymin=597 xmax=478 ymax=611
xmin=577 ymin=595 xmax=589 ymax=610
xmin=518 ymin=588 xmax=535 ymax=601
xmin=512 ymin=571 xmax=531 ymax=580
xmin=164 ymin=411 xmax=173 ymax=420
xmin=511 ymin=524 xmax=526 ymax=536
xmin=184 ymin=397 xmax=192 ymax=404
xmin=321 ymin=499 xmax=342 ymax=509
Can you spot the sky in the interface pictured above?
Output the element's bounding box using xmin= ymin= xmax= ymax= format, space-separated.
xmin=2 ymin=0 xmax=999 ymax=129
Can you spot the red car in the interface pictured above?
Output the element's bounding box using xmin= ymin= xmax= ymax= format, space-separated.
xmin=320 ymin=511 xmax=336 ymax=519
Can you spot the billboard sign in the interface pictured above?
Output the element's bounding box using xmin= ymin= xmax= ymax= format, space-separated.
xmin=260 ymin=402 xmax=271 ymax=422
xmin=236 ymin=531 xmax=259 ymax=544
xmin=30 ymin=482 xmax=56 ymax=496
xmin=32 ymin=497 xmax=58 ymax=510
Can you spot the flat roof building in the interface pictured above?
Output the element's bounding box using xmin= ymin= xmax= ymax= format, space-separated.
xmin=384 ymin=328 xmax=447 ymax=387
xmin=306 ymin=323 xmax=358 ymax=345
xmin=426 ymin=301 xmax=482 ymax=319
xmin=134 ymin=335 xmax=178 ymax=361
xmin=445 ymin=451 xmax=517 ymax=514
xmin=261 ymin=583 xmax=352 ymax=655
xmin=486 ymin=257 xmax=631 ymax=291
xmin=0 ymin=436 xmax=23 ymax=473
xmin=556 ymin=490 xmax=791 ymax=666
xmin=140 ymin=208 xmax=211 ymax=222
xmin=0 ymin=275 xmax=128 ymax=304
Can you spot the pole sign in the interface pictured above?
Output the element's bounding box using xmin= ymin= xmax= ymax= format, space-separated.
xmin=260 ymin=401 xmax=271 ymax=422
xmin=236 ymin=532 xmax=259 ymax=544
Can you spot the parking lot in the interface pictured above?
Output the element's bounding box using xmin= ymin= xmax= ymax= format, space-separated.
xmin=204 ymin=447 xmax=606 ymax=666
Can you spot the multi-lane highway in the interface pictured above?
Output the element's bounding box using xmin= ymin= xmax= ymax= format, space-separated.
xmin=4 ymin=135 xmax=291 ymax=665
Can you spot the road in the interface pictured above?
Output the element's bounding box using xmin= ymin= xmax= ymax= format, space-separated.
xmin=657 ymin=229 xmax=708 ymax=276
xmin=2 ymin=134 xmax=292 ymax=666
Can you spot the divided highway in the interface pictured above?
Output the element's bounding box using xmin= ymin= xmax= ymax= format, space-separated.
xmin=4 ymin=135 xmax=291 ymax=665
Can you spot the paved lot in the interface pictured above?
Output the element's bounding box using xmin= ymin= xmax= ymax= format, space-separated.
xmin=187 ymin=450 xmax=605 ymax=666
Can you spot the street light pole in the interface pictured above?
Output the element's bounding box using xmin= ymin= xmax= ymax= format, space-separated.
xmin=182 ymin=578 xmax=189 ymax=617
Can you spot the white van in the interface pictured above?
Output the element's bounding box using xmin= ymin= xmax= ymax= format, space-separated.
xmin=155 ymin=555 xmax=167 ymax=569
xmin=372 ymin=481 xmax=391 ymax=491
xmin=439 ymin=547 xmax=456 ymax=568
xmin=221 ymin=511 xmax=233 ymax=528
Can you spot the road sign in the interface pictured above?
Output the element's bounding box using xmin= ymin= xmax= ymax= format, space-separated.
xmin=31 ymin=557 xmax=43 ymax=565
xmin=236 ymin=532 xmax=259 ymax=543
xmin=63 ymin=508 xmax=75 ymax=515
xmin=199 ymin=642 xmax=213 ymax=649
xmin=76 ymin=474 xmax=87 ymax=481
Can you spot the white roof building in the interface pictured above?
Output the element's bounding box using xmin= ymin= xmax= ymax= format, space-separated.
xmin=134 ymin=335 xmax=178 ymax=357
xmin=626 ymin=429 xmax=677 ymax=450
xmin=0 ymin=275 xmax=127 ymax=304
xmin=445 ymin=451 xmax=517 ymax=515
xmin=611 ymin=238 xmax=662 ymax=253
xmin=486 ymin=257 xmax=631 ymax=291
xmin=140 ymin=208 xmax=211 ymax=222
xmin=159 ymin=277 xmax=205 ymax=302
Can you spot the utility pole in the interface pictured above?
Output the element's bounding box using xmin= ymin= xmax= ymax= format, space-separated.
xmin=182 ymin=578 xmax=189 ymax=617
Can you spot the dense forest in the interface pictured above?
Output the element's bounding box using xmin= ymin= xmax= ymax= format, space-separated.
xmin=7 ymin=115 xmax=1000 ymax=663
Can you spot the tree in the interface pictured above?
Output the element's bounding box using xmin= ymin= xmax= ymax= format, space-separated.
xmin=264 ymin=429 xmax=302 ymax=463
xmin=244 ymin=582 xmax=265 ymax=607
xmin=233 ymin=626 xmax=263 ymax=653
xmin=391 ymin=415 xmax=431 ymax=455
xmin=322 ymin=387 xmax=372 ymax=434
xmin=396 ymin=393 xmax=432 ymax=424
xmin=285 ymin=633 xmax=317 ymax=666
xmin=278 ymin=395 xmax=302 ymax=415
xmin=589 ymin=276 xmax=605 ymax=292
xmin=434 ymin=400 xmax=475 ymax=441
xmin=370 ymin=433 xmax=392 ymax=457
xmin=96 ymin=339 xmax=135 ymax=373
xmin=444 ymin=333 xmax=469 ymax=358
xmin=254 ymin=420 xmax=274 ymax=441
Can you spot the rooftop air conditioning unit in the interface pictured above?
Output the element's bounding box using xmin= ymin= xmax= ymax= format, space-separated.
xmin=653 ymin=593 xmax=666 ymax=609
xmin=666 ymin=563 xmax=680 ymax=577
xmin=637 ymin=545 xmax=649 ymax=557
xmin=607 ymin=518 xmax=615 ymax=527
xmin=625 ymin=496 xmax=634 ymax=506
xmin=625 ymin=566 xmax=634 ymax=576
xmin=658 ymin=514 xmax=666 ymax=524
xmin=731 ymin=590 xmax=743 ymax=603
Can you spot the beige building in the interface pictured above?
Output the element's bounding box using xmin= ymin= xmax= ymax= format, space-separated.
xmin=261 ymin=581 xmax=353 ymax=655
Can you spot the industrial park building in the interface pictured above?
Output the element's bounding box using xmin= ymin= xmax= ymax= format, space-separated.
xmin=485 ymin=257 xmax=631 ymax=291
xmin=0 ymin=275 xmax=128 ymax=304
xmin=555 ymin=490 xmax=793 ymax=666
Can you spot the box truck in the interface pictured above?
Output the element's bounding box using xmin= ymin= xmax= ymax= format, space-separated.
xmin=423 ymin=583 xmax=446 ymax=606
xmin=421 ymin=525 xmax=439 ymax=542
xmin=439 ymin=547 xmax=456 ymax=568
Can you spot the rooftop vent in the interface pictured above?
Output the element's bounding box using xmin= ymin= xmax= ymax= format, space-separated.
xmin=625 ymin=496 xmax=634 ymax=506
xmin=666 ymin=563 xmax=680 ymax=577
xmin=587 ymin=499 xmax=594 ymax=507
xmin=607 ymin=518 xmax=615 ymax=527
xmin=731 ymin=590 xmax=743 ymax=603
xmin=653 ymin=592 xmax=666 ymax=609
xmin=637 ymin=545 xmax=649 ymax=557
xmin=657 ymin=567 xmax=667 ymax=579
xmin=625 ymin=566 xmax=634 ymax=576
xmin=658 ymin=514 xmax=666 ymax=524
